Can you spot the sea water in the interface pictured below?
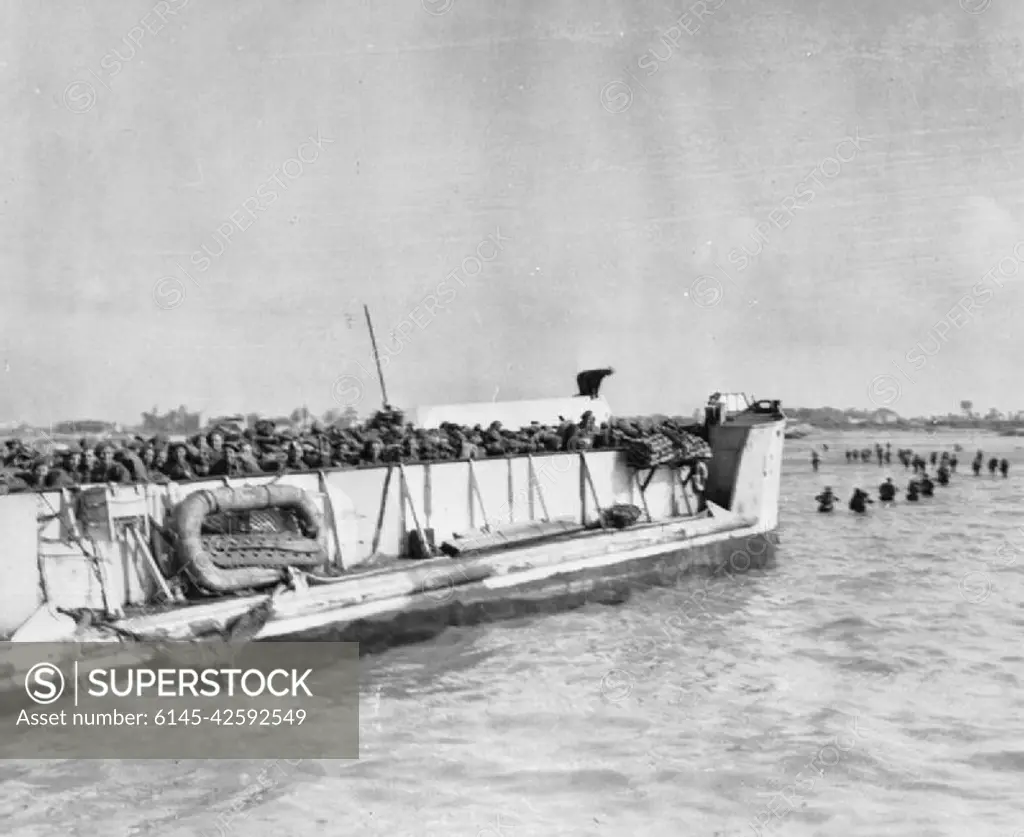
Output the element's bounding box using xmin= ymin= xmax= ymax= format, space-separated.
xmin=2 ymin=430 xmax=1020 ymax=836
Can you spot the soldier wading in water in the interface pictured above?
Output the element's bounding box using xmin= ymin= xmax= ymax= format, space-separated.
xmin=849 ymin=488 xmax=873 ymax=513
xmin=816 ymin=486 xmax=836 ymax=513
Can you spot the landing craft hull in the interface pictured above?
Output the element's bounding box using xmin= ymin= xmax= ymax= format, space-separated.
xmin=72 ymin=507 xmax=777 ymax=647
xmin=1 ymin=403 xmax=785 ymax=670
xmin=258 ymin=525 xmax=780 ymax=652
xmin=0 ymin=525 xmax=780 ymax=697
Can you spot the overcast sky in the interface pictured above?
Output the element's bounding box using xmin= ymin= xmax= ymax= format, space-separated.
xmin=2 ymin=0 xmax=1022 ymax=425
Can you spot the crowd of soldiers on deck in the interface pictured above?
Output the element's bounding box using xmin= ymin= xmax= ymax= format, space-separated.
xmin=812 ymin=444 xmax=1010 ymax=513
xmin=0 ymin=408 xmax=707 ymax=494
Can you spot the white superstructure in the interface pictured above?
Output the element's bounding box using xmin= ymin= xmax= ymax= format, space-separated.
xmin=404 ymin=396 xmax=611 ymax=430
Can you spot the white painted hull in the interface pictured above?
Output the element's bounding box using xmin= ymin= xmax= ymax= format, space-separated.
xmin=2 ymin=410 xmax=786 ymax=659
xmin=0 ymin=511 xmax=780 ymax=691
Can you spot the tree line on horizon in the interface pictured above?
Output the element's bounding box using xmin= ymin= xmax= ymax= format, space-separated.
xmin=1 ymin=405 xmax=365 ymax=438
xmin=136 ymin=405 xmax=363 ymax=434
xmin=789 ymin=400 xmax=1024 ymax=428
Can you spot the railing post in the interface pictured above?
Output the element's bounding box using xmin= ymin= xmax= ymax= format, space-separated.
xmin=633 ymin=471 xmax=653 ymax=523
xmin=579 ymin=453 xmax=586 ymax=525
xmin=468 ymin=458 xmax=489 ymax=532
xmin=424 ymin=463 xmax=433 ymax=530
xmin=318 ymin=470 xmax=345 ymax=570
xmin=506 ymin=456 xmax=514 ymax=524
xmin=678 ymin=466 xmax=695 ymax=516
xmin=580 ymin=452 xmax=604 ymax=528
xmin=527 ymin=454 xmax=549 ymax=522
xmin=371 ymin=466 xmax=393 ymax=556
xmin=399 ymin=463 xmax=428 ymax=557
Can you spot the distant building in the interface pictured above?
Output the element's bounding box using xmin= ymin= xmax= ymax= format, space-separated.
xmin=53 ymin=420 xmax=119 ymax=435
xmin=140 ymin=406 xmax=201 ymax=435
xmin=869 ymin=408 xmax=900 ymax=425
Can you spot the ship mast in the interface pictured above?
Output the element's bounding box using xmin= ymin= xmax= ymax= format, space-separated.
xmin=363 ymin=305 xmax=391 ymax=410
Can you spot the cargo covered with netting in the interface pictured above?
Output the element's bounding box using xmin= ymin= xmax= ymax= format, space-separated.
xmin=624 ymin=429 xmax=711 ymax=469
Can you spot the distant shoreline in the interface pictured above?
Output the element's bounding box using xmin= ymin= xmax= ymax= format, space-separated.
xmin=786 ymin=423 xmax=1020 ymax=437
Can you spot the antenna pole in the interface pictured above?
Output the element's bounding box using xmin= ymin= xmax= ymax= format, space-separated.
xmin=364 ymin=305 xmax=391 ymax=410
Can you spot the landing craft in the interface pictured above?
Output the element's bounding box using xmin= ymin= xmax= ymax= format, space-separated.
xmin=0 ymin=369 xmax=784 ymax=696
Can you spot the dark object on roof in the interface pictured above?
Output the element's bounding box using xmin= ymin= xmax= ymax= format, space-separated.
xmin=576 ymin=367 xmax=614 ymax=398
